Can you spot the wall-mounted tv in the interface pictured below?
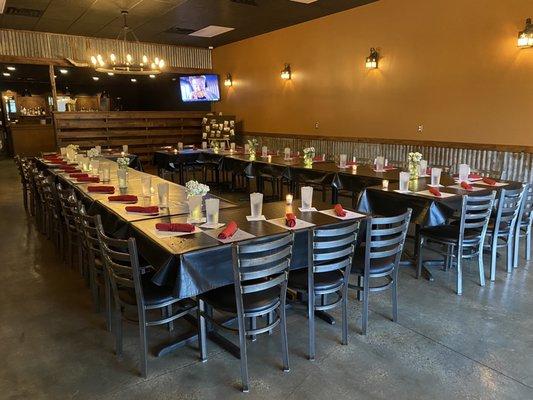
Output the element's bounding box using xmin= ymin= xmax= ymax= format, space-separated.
xmin=179 ymin=74 xmax=220 ymax=102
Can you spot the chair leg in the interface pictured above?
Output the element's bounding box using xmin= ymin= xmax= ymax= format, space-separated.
xmin=361 ymin=276 xmax=370 ymax=335
xmin=236 ymin=312 xmax=249 ymax=392
xmin=167 ymin=305 xmax=174 ymax=332
xmin=268 ymin=311 xmax=274 ymax=335
xmin=280 ymin=292 xmax=290 ymax=372
xmin=416 ymin=237 xmax=424 ymax=279
xmin=456 ymin=250 xmax=463 ymax=295
xmin=526 ymin=228 xmax=532 ymax=261
xmin=490 ymin=236 xmax=498 ymax=281
xmin=197 ymin=299 xmax=208 ymax=362
xmin=138 ymin=310 xmax=148 ymax=378
xmin=308 ymin=289 xmax=316 ymax=361
xmin=105 ymin=276 xmax=112 ymax=332
xmin=478 ymin=245 xmax=486 ymax=287
xmin=506 ymin=236 xmax=514 ymax=273
xmin=513 ymin=227 xmax=520 ymax=268
xmin=114 ymin=306 xmax=123 ymax=356
xmin=249 ymin=317 xmax=257 ymax=341
xmin=391 ymin=271 xmax=398 ymax=322
xmin=341 ymin=286 xmax=349 ymax=345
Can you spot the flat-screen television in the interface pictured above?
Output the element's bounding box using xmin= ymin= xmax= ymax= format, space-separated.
xmin=179 ymin=74 xmax=220 ymax=102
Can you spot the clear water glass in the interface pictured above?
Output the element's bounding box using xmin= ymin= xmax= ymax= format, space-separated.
xmin=458 ymin=164 xmax=470 ymax=182
xmin=100 ymin=162 xmax=110 ymax=183
xmin=339 ymin=154 xmax=347 ymax=168
xmin=141 ymin=176 xmax=151 ymax=197
xmin=244 ymin=144 xmax=250 ymax=154
xmin=230 ymin=142 xmax=236 ymax=151
xmin=157 ymin=183 xmax=169 ymax=208
xmin=220 ymin=141 xmax=226 ymax=150
xmin=178 ymin=142 xmax=183 ymax=151
xmin=90 ymin=160 xmax=99 ymax=175
xmin=419 ymin=159 xmax=428 ymax=176
xmin=250 ymin=192 xmax=263 ymax=218
xmin=60 ymin=147 xmax=67 ymax=156
xmin=399 ymin=172 xmax=410 ymax=192
xmin=202 ymin=141 xmax=207 ymax=149
xmin=284 ymin=148 xmax=291 ymax=160
xmin=301 ymin=186 xmax=313 ymax=209
xmin=375 ymin=156 xmax=385 ymax=171
xmin=261 ymin=146 xmax=268 ymax=157
xmin=122 ymin=144 xmax=128 ymax=154
xmin=117 ymin=169 xmax=128 ymax=189
xmin=205 ymin=198 xmax=220 ymax=225
xmin=431 ymin=168 xmax=442 ymax=186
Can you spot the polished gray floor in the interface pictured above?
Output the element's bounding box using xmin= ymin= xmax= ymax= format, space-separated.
xmin=0 ymin=158 xmax=532 ymax=400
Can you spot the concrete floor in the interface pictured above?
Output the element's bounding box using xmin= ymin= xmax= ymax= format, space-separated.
xmin=0 ymin=158 xmax=532 ymax=400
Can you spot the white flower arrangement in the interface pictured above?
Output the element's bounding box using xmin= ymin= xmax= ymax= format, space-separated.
xmin=303 ymin=147 xmax=316 ymax=158
xmin=408 ymin=152 xmax=423 ymax=163
xmin=185 ymin=180 xmax=210 ymax=197
xmin=247 ymin=138 xmax=258 ymax=151
xmin=66 ymin=144 xmax=79 ymax=153
xmin=86 ymin=148 xmax=98 ymax=158
xmin=117 ymin=157 xmax=130 ymax=169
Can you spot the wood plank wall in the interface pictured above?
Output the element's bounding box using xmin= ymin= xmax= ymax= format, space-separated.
xmin=54 ymin=111 xmax=206 ymax=163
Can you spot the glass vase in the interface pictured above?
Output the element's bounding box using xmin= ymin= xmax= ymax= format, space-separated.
xmin=188 ymin=195 xmax=203 ymax=222
xmin=304 ymin=154 xmax=314 ymax=168
xmin=408 ymin=160 xmax=420 ymax=181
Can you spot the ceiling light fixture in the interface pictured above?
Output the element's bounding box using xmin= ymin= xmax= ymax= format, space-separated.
xmin=89 ymin=10 xmax=165 ymax=75
xmin=518 ymin=18 xmax=533 ymax=48
xmin=59 ymin=69 xmax=68 ymax=74
xmin=92 ymin=77 xmax=99 ymax=81
xmin=131 ymin=78 xmax=137 ymax=82
xmin=2 ymin=72 xmax=11 ymax=77
xmin=6 ymin=66 xmax=16 ymax=71
xmin=281 ymin=64 xmax=291 ymax=80
xmin=224 ymin=73 xmax=233 ymax=87
xmin=149 ymin=74 xmax=156 ymax=79
xmin=365 ymin=48 xmax=379 ymax=69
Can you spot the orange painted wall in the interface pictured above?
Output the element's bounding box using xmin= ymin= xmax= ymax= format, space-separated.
xmin=213 ymin=0 xmax=533 ymax=146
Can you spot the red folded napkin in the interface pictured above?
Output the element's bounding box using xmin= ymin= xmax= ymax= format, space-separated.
xmin=384 ymin=166 xmax=396 ymax=171
xmin=125 ymin=206 xmax=159 ymax=214
xmin=469 ymin=173 xmax=482 ymax=180
xmin=155 ymin=223 xmax=195 ymax=232
xmin=429 ymin=187 xmax=442 ymax=197
xmin=334 ymin=204 xmax=347 ymax=217
xmin=64 ymin=168 xmax=82 ymax=173
xmin=286 ymin=213 xmax=296 ymax=228
xmin=346 ymin=161 xmax=357 ymax=166
xmin=313 ymin=155 xmax=325 ymax=162
xmin=59 ymin=165 xmax=77 ymax=170
xmin=461 ymin=181 xmax=473 ymax=190
xmin=218 ymin=221 xmax=238 ymax=239
xmin=70 ymin=173 xmax=88 ymax=178
xmin=88 ymin=186 xmax=115 ymax=194
xmin=108 ymin=195 xmax=138 ymax=203
xmin=482 ymin=177 xmax=497 ymax=186
xmin=77 ymin=176 xmax=100 ymax=183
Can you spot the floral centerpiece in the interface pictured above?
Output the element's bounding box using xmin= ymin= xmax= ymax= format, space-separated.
xmin=408 ymin=151 xmax=423 ymax=180
xmin=65 ymin=144 xmax=79 ymax=162
xmin=86 ymin=148 xmax=99 ymax=159
xmin=117 ymin=157 xmax=130 ymax=170
xmin=210 ymin=140 xmax=220 ymax=153
xmin=185 ymin=180 xmax=210 ymax=222
xmin=247 ymin=138 xmax=258 ymax=160
xmin=303 ymin=146 xmax=315 ymax=167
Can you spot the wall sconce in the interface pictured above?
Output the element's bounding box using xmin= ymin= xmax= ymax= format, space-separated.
xmin=281 ymin=63 xmax=291 ymax=80
xmin=224 ymin=73 xmax=233 ymax=87
xmin=365 ymin=48 xmax=379 ymax=69
xmin=518 ymin=18 xmax=533 ymax=48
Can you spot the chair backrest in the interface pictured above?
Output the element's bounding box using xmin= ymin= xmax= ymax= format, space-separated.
xmin=56 ymin=184 xmax=78 ymax=231
xmin=14 ymin=156 xmax=27 ymax=185
xmin=518 ymin=184 xmax=533 ymax=225
xmin=493 ymin=186 xmax=526 ymax=234
xmin=457 ymin=192 xmax=496 ymax=243
xmin=232 ymin=233 xmax=294 ymax=301
xmin=96 ymin=223 xmax=143 ymax=308
xmin=310 ymin=221 xmax=359 ymax=279
xmin=78 ymin=203 xmax=102 ymax=260
xmin=364 ymin=209 xmax=412 ymax=274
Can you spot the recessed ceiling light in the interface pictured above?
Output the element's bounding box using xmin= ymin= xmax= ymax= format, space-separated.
xmin=190 ymin=25 xmax=234 ymax=38
xmin=3 ymin=72 xmax=10 ymax=77
xmin=7 ymin=66 xmax=16 ymax=71
xmin=59 ymin=69 xmax=68 ymax=74
xmin=107 ymin=72 xmax=114 ymax=76
xmin=290 ymin=0 xmax=318 ymax=3
xmin=131 ymin=78 xmax=137 ymax=82
xmin=92 ymin=77 xmax=99 ymax=81
xmin=149 ymin=74 xmax=156 ymax=78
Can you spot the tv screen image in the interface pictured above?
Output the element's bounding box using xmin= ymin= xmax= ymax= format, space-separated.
xmin=179 ymin=74 xmax=220 ymax=102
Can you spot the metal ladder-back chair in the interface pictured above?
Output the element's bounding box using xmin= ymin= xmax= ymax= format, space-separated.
xmin=417 ymin=193 xmax=495 ymax=295
xmin=288 ymin=222 xmax=359 ymax=360
xmin=351 ymin=210 xmax=412 ymax=334
xmin=41 ymin=176 xmax=62 ymax=249
xmin=484 ymin=186 xmax=525 ymax=281
xmin=197 ymin=233 xmax=294 ymax=393
xmin=96 ymin=225 xmax=196 ymax=378
xmin=14 ymin=155 xmax=29 ymax=212
xmin=57 ymin=185 xmax=81 ymax=269
xmin=514 ymin=184 xmax=533 ymax=266
xmin=32 ymin=170 xmax=48 ymax=234
xmin=78 ymin=209 xmax=112 ymax=330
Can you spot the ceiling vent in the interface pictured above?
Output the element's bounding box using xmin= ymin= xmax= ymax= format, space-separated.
xmin=230 ymin=0 xmax=258 ymax=6
xmin=189 ymin=25 xmax=235 ymax=38
xmin=4 ymin=7 xmax=44 ymax=17
xmin=165 ymin=26 xmax=197 ymax=35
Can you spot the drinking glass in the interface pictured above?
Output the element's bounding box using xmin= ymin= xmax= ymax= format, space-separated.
xmin=157 ymin=183 xmax=169 ymax=208
xmin=178 ymin=142 xmax=183 ymax=151
xmin=431 ymin=168 xmax=442 ymax=186
xmin=230 ymin=142 xmax=236 ymax=151
xmin=458 ymin=164 xmax=470 ymax=182
xmin=188 ymin=195 xmax=203 ymax=221
xmin=375 ymin=156 xmax=385 ymax=171
xmin=399 ymin=172 xmax=410 ymax=192
xmin=90 ymin=160 xmax=99 ymax=175
xmin=205 ymin=198 xmax=220 ymax=225
xmin=95 ymin=145 xmax=101 ymax=155
xmin=339 ymin=154 xmax=347 ymax=168
xmin=250 ymin=192 xmax=263 ymax=218
xmin=284 ymin=148 xmax=291 ymax=160
xmin=301 ymin=186 xmax=313 ymax=210
xmin=60 ymin=147 xmax=67 ymax=157
xmin=100 ymin=162 xmax=110 ymax=183
xmin=261 ymin=146 xmax=268 ymax=157
xmin=122 ymin=144 xmax=128 ymax=154
xmin=141 ymin=176 xmax=151 ymax=197
xmin=220 ymin=141 xmax=226 ymax=151
xmin=244 ymin=144 xmax=250 ymax=154
xmin=202 ymin=141 xmax=207 ymax=150
xmin=82 ymin=157 xmax=90 ymax=172
xmin=419 ymin=159 xmax=428 ymax=176
xmin=117 ymin=169 xmax=128 ymax=189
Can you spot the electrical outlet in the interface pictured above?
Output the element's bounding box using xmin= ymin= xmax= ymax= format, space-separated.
xmin=315 ymin=121 xmax=319 ymax=129
xmin=417 ymin=124 xmax=424 ymax=133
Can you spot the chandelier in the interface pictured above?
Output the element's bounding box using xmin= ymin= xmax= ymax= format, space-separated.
xmin=90 ymin=10 xmax=165 ymax=75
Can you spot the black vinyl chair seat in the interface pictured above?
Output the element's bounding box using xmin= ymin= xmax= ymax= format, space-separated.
xmin=420 ymin=225 xmax=482 ymax=243
xmin=288 ymin=269 xmax=343 ymax=291
xmin=200 ymin=284 xmax=279 ymax=314
xmin=351 ymin=252 xmax=395 ymax=275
